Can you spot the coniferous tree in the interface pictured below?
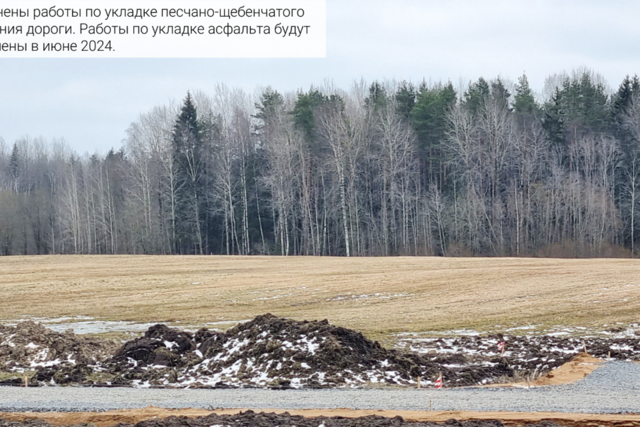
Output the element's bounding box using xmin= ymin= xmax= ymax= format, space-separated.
xmin=612 ymin=75 xmax=640 ymax=154
xmin=364 ymin=82 xmax=387 ymax=113
xmin=555 ymin=72 xmax=610 ymax=135
xmin=489 ymin=78 xmax=511 ymax=109
xmin=463 ymin=77 xmax=490 ymax=115
xmin=514 ymin=74 xmax=538 ymax=115
xmin=172 ymin=92 xmax=205 ymax=254
xmin=395 ymin=81 xmax=416 ymax=121
xmin=291 ymin=89 xmax=327 ymax=142
xmin=410 ymin=82 xmax=457 ymax=189
xmin=255 ymin=87 xmax=284 ymax=133
xmin=543 ymin=87 xmax=566 ymax=147
xmin=9 ymin=143 xmax=19 ymax=193
xmin=3 ymin=71 xmax=640 ymax=258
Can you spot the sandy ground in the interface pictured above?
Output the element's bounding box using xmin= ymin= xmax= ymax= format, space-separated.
xmin=3 ymin=407 xmax=640 ymax=427
xmin=531 ymin=353 xmax=603 ymax=386
xmin=1 ymin=256 xmax=640 ymax=339
xmin=479 ymin=353 xmax=605 ymax=388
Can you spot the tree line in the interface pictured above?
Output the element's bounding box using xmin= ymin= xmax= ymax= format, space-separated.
xmin=2 ymin=69 xmax=640 ymax=257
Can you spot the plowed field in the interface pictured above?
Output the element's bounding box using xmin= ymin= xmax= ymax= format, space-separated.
xmin=2 ymin=256 xmax=639 ymax=339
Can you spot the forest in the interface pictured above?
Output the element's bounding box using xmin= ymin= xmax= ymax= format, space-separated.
xmin=1 ymin=69 xmax=640 ymax=257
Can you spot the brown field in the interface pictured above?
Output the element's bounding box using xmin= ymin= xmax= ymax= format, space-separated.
xmin=1 ymin=255 xmax=640 ymax=341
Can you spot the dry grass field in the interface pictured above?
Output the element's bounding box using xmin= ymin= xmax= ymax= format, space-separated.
xmin=1 ymin=255 xmax=639 ymax=341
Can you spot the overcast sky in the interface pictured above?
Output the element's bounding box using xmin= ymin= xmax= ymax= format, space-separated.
xmin=2 ymin=0 xmax=640 ymax=154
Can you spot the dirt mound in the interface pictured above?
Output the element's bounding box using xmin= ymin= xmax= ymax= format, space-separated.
xmin=0 ymin=411 xmax=566 ymax=427
xmin=398 ymin=333 xmax=640 ymax=383
xmin=114 ymin=324 xmax=197 ymax=367
xmin=0 ymin=321 xmax=117 ymax=385
xmin=111 ymin=314 xmax=454 ymax=388
xmin=2 ymin=315 xmax=640 ymax=389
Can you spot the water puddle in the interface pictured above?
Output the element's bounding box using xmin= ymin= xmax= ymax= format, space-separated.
xmin=6 ymin=316 xmax=158 ymax=334
xmin=4 ymin=316 xmax=252 ymax=335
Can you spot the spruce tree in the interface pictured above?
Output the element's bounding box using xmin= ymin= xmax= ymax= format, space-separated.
xmin=291 ymin=89 xmax=327 ymax=142
xmin=172 ymin=92 xmax=205 ymax=254
xmin=514 ymin=74 xmax=538 ymax=115
xmin=364 ymin=81 xmax=387 ymax=113
xmin=410 ymin=82 xmax=457 ymax=188
xmin=395 ymin=81 xmax=416 ymax=120
xmin=463 ymin=77 xmax=490 ymax=115
xmin=542 ymin=87 xmax=566 ymax=147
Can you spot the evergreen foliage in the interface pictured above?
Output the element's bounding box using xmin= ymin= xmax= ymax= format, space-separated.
xmin=514 ymin=74 xmax=538 ymax=115
xmin=0 ymin=71 xmax=639 ymax=257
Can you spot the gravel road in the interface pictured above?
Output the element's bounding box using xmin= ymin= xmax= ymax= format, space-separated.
xmin=1 ymin=361 xmax=638 ymax=414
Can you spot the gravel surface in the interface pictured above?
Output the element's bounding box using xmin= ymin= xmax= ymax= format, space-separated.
xmin=1 ymin=361 xmax=638 ymax=414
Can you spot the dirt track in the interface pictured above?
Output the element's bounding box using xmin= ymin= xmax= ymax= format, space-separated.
xmin=3 ymin=408 xmax=640 ymax=427
xmin=2 ymin=255 xmax=640 ymax=338
xmin=482 ymin=353 xmax=604 ymax=387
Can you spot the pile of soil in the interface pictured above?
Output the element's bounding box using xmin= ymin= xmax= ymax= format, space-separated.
xmin=398 ymin=333 xmax=640 ymax=382
xmin=0 ymin=412 xmax=565 ymax=427
xmin=2 ymin=315 xmax=640 ymax=389
xmin=109 ymin=314 xmax=453 ymax=388
xmin=0 ymin=321 xmax=117 ymax=385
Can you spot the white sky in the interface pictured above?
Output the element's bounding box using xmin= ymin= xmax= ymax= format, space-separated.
xmin=2 ymin=0 xmax=640 ymax=153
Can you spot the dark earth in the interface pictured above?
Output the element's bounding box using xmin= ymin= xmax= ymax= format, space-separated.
xmin=0 ymin=412 xmax=566 ymax=427
xmin=1 ymin=314 xmax=639 ymax=388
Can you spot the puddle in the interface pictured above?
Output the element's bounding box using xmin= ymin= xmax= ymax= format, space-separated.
xmin=45 ymin=320 xmax=159 ymax=334
xmin=3 ymin=316 xmax=253 ymax=335
xmin=6 ymin=316 xmax=159 ymax=335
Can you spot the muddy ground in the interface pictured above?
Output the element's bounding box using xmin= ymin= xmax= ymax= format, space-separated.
xmin=1 ymin=314 xmax=639 ymax=388
xmin=4 ymin=409 xmax=640 ymax=427
xmin=0 ymin=411 xmax=573 ymax=427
